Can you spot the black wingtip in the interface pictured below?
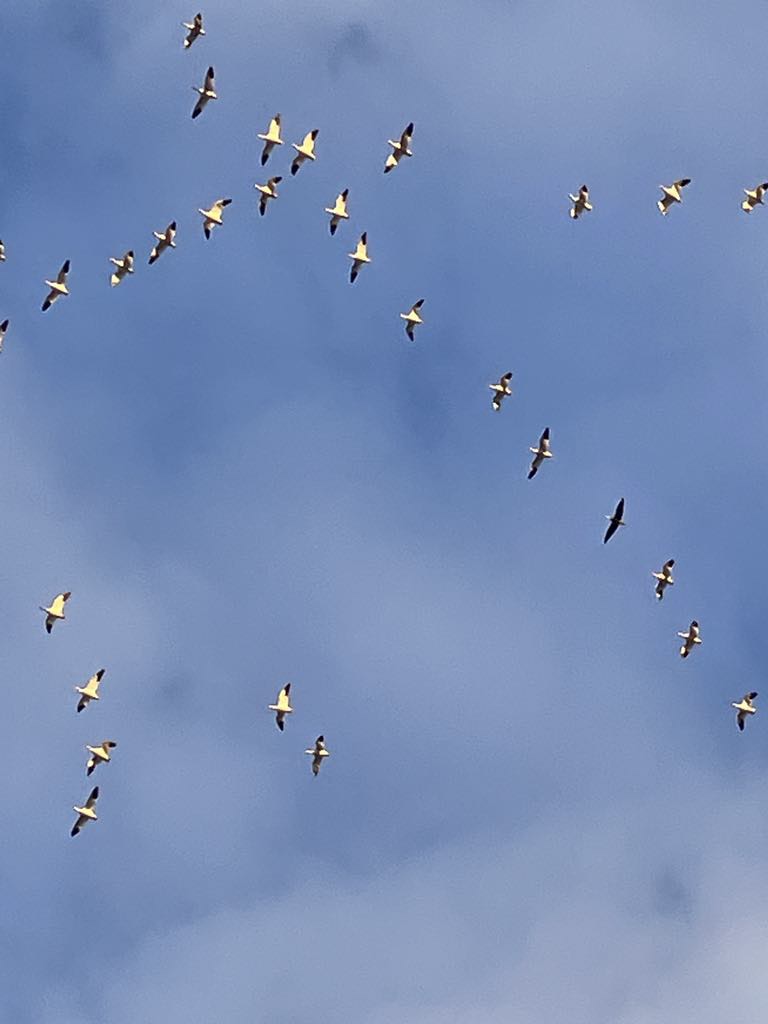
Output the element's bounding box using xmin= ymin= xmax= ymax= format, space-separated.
xmin=261 ymin=153 xmax=268 ymax=166
xmin=291 ymin=164 xmax=298 ymax=176
xmin=277 ymin=720 xmax=284 ymax=732
xmin=70 ymin=826 xmax=79 ymax=837
xmin=45 ymin=621 xmax=52 ymax=633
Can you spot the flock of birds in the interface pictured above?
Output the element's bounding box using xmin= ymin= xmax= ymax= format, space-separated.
xmin=8 ymin=13 xmax=761 ymax=838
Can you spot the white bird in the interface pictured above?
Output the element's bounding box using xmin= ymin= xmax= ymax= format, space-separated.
xmin=677 ymin=620 xmax=702 ymax=658
xmin=109 ymin=250 xmax=134 ymax=287
xmin=384 ymin=122 xmax=414 ymax=174
xmin=348 ymin=232 xmax=370 ymax=283
xmin=41 ymin=260 xmax=70 ymax=311
xmin=742 ymin=182 xmax=768 ymax=213
xmin=528 ymin=427 xmax=553 ymax=479
xmin=657 ymin=178 xmax=691 ymax=215
xmin=325 ymin=189 xmax=349 ymax=235
xmin=305 ymin=735 xmax=330 ymax=776
xmin=569 ymin=185 xmax=592 ymax=219
xmin=732 ymin=691 xmax=758 ymax=731
xmin=0 ymin=319 xmax=8 ymax=352
xmin=182 ymin=12 xmax=205 ymax=49
xmin=198 ymin=197 xmax=232 ymax=239
xmin=268 ymin=683 xmax=293 ymax=732
xmin=71 ymin=786 xmax=99 ymax=837
xmin=74 ymin=669 xmax=106 ymax=713
xmin=291 ymin=129 xmax=318 ymax=176
xmin=85 ymin=740 xmax=117 ymax=776
xmin=148 ymin=222 xmax=177 ymax=265
xmin=0 ymin=240 xmax=5 ymax=261
xmin=400 ymin=299 xmax=425 ymax=341
xmin=191 ymin=66 xmax=216 ymax=119
xmin=489 ymin=371 xmax=513 ymax=411
xmin=652 ymin=558 xmax=675 ymax=601
xmin=257 ymin=114 xmax=283 ymax=166
xmin=40 ymin=591 xmax=71 ymax=633
xmin=255 ymin=176 xmax=282 ymax=216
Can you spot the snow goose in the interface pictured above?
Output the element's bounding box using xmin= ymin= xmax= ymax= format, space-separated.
xmin=677 ymin=620 xmax=701 ymax=658
xmin=75 ymin=669 xmax=106 ymax=713
xmin=732 ymin=692 xmax=758 ymax=731
xmin=40 ymin=591 xmax=71 ymax=633
xmin=85 ymin=741 xmax=117 ymax=776
xmin=199 ymin=197 xmax=232 ymax=239
xmin=384 ymin=122 xmax=414 ymax=173
xmin=742 ymin=182 xmax=768 ymax=213
xmin=325 ymin=189 xmax=349 ymax=235
xmin=191 ymin=66 xmax=216 ymax=119
xmin=109 ymin=250 xmax=134 ymax=287
xmin=400 ymin=299 xmax=425 ymax=340
xmin=0 ymin=240 xmax=5 ymax=261
xmin=348 ymin=232 xmax=370 ymax=283
xmin=603 ymin=498 xmax=625 ymax=544
xmin=489 ymin=372 xmax=513 ymax=411
xmin=291 ymin=129 xmax=318 ymax=176
xmin=657 ymin=179 xmax=691 ymax=215
xmin=652 ymin=559 xmax=675 ymax=601
xmin=258 ymin=114 xmax=283 ymax=166
xmin=148 ymin=222 xmax=176 ymax=264
xmin=305 ymin=735 xmax=330 ymax=776
xmin=182 ymin=12 xmax=205 ymax=49
xmin=268 ymin=683 xmax=293 ymax=732
xmin=528 ymin=427 xmax=552 ymax=479
xmin=71 ymin=786 xmax=99 ymax=837
xmin=255 ymin=176 xmax=282 ymax=216
xmin=41 ymin=260 xmax=70 ymax=311
xmin=569 ymin=185 xmax=592 ymax=219
xmin=0 ymin=319 xmax=8 ymax=352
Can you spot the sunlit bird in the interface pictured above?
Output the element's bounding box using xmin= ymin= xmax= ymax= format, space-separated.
xmin=742 ymin=182 xmax=768 ymax=213
xmin=528 ymin=427 xmax=553 ymax=479
xmin=305 ymin=735 xmax=330 ymax=776
xmin=652 ymin=558 xmax=675 ymax=601
xmin=71 ymin=786 xmax=99 ymax=837
xmin=657 ymin=178 xmax=691 ymax=215
xmin=199 ymin=197 xmax=232 ymax=239
xmin=74 ymin=669 xmax=106 ymax=713
xmin=182 ymin=12 xmax=205 ymax=49
xmin=255 ymin=176 xmax=282 ymax=216
xmin=109 ymin=250 xmax=134 ymax=287
xmin=85 ymin=741 xmax=117 ymax=777
xmin=348 ymin=232 xmax=370 ymax=283
xmin=268 ymin=683 xmax=293 ymax=732
xmin=569 ymin=184 xmax=592 ymax=219
xmin=40 ymin=591 xmax=71 ymax=633
xmin=291 ymin=129 xmax=318 ymax=176
xmin=148 ymin=222 xmax=176 ymax=265
xmin=732 ymin=692 xmax=758 ymax=731
xmin=191 ymin=66 xmax=216 ymax=119
xmin=400 ymin=299 xmax=425 ymax=341
xmin=257 ymin=114 xmax=283 ymax=166
xmin=489 ymin=372 xmax=513 ymax=411
xmin=384 ymin=122 xmax=414 ymax=173
xmin=603 ymin=497 xmax=625 ymax=544
xmin=325 ymin=189 xmax=349 ymax=235
xmin=677 ymin=620 xmax=702 ymax=658
xmin=41 ymin=260 xmax=70 ymax=311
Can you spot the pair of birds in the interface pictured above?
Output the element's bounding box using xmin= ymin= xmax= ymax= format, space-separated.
xmin=567 ymin=181 xmax=693 ymax=218
xmin=487 ymin=374 xmax=553 ymax=477
xmin=256 ymin=114 xmax=319 ymax=175
xmin=268 ymin=684 xmax=331 ymax=776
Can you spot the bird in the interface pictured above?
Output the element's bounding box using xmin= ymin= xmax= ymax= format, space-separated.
xmin=148 ymin=222 xmax=176 ymax=265
xmin=732 ymin=692 xmax=758 ymax=731
xmin=603 ymin=498 xmax=625 ymax=544
xmin=71 ymin=786 xmax=99 ymax=837
xmin=742 ymin=182 xmax=768 ymax=213
xmin=85 ymin=741 xmax=117 ymax=777
xmin=384 ymin=122 xmax=414 ymax=173
xmin=268 ymin=683 xmax=293 ymax=732
xmin=41 ymin=260 xmax=70 ymax=311
xmin=255 ymin=177 xmax=282 ymax=216
xmin=348 ymin=233 xmax=370 ymax=283
xmin=569 ymin=185 xmax=592 ymax=219
xmin=400 ymin=299 xmax=425 ymax=341
xmin=74 ymin=669 xmax=106 ymax=713
xmin=0 ymin=319 xmax=8 ymax=353
xmin=182 ymin=12 xmax=205 ymax=49
xmin=39 ymin=591 xmax=71 ymax=633
xmin=198 ymin=198 xmax=232 ymax=239
xmin=191 ymin=66 xmax=216 ymax=119
xmin=677 ymin=621 xmax=701 ymax=658
xmin=325 ymin=189 xmax=349 ymax=235
xmin=652 ymin=559 xmax=675 ymax=601
xmin=109 ymin=250 xmax=134 ymax=287
xmin=290 ymin=129 xmax=318 ymax=175
xmin=528 ymin=427 xmax=553 ymax=479
xmin=0 ymin=240 xmax=5 ymax=261
xmin=657 ymin=179 xmax=691 ymax=215
xmin=489 ymin=372 xmax=513 ymax=411
xmin=257 ymin=114 xmax=283 ymax=166
xmin=305 ymin=735 xmax=330 ymax=776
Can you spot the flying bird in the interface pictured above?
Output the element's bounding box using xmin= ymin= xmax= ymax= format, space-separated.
xmin=384 ymin=122 xmax=414 ymax=173
xmin=677 ymin=620 xmax=701 ymax=658
xmin=652 ymin=559 xmax=675 ymax=601
xmin=0 ymin=240 xmax=5 ymax=261
xmin=325 ymin=189 xmax=349 ymax=235
xmin=41 ymin=260 xmax=70 ymax=311
xmin=603 ymin=498 xmax=625 ymax=544
xmin=191 ymin=66 xmax=216 ymax=119
xmin=528 ymin=427 xmax=553 ymax=479
xmin=290 ymin=129 xmax=318 ymax=175
xmin=305 ymin=735 xmax=330 ymax=776
xmin=71 ymin=786 xmax=99 ymax=837
xmin=268 ymin=683 xmax=293 ymax=732
xmin=657 ymin=179 xmax=691 ymax=215
xmin=255 ymin=176 xmax=282 ymax=216
xmin=40 ymin=591 xmax=71 ymax=633
xmin=148 ymin=222 xmax=176 ymax=264
xmin=85 ymin=741 xmax=117 ymax=777
xmin=569 ymin=185 xmax=592 ymax=219
xmin=732 ymin=692 xmax=758 ymax=731
xmin=109 ymin=250 xmax=134 ymax=287
xmin=198 ymin=197 xmax=232 ymax=239
xmin=257 ymin=114 xmax=283 ymax=165
xmin=74 ymin=669 xmax=106 ymax=713
xmin=348 ymin=232 xmax=370 ymax=283
xmin=0 ymin=319 xmax=8 ymax=352
xmin=742 ymin=182 xmax=768 ymax=213
xmin=400 ymin=299 xmax=425 ymax=341
xmin=489 ymin=372 xmax=513 ymax=411
xmin=182 ymin=12 xmax=205 ymax=49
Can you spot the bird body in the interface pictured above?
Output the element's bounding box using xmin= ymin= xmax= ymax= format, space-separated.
xmin=0 ymin=319 xmax=8 ymax=352
xmin=198 ymin=197 xmax=232 ymax=238
xmin=742 ymin=182 xmax=768 ymax=213
xmin=325 ymin=189 xmax=349 ymax=235
xmin=71 ymin=786 xmax=99 ymax=836
xmin=109 ymin=250 xmax=134 ymax=287
xmin=348 ymin=232 xmax=370 ymax=283
xmin=291 ymin=129 xmax=318 ymax=175
xmin=652 ymin=559 xmax=675 ymax=600
xmin=255 ymin=177 xmax=282 ymax=216
xmin=258 ymin=114 xmax=283 ymax=165
xmin=657 ymin=178 xmax=691 ymax=215
xmin=305 ymin=735 xmax=330 ymax=776
xmin=489 ymin=372 xmax=513 ymax=411
xmin=85 ymin=741 xmax=117 ymax=776
xmin=75 ymin=669 xmax=106 ymax=713
xmin=42 ymin=260 xmax=70 ymax=311
xmin=40 ymin=591 xmax=71 ymax=633
xmin=149 ymin=222 xmax=176 ymax=264
xmin=268 ymin=683 xmax=293 ymax=731
xmin=569 ymin=185 xmax=592 ymax=219
xmin=732 ymin=692 xmax=758 ymax=731
xmin=603 ymin=498 xmax=625 ymax=544
xmin=182 ymin=12 xmax=205 ymax=48
xmin=384 ymin=122 xmax=414 ymax=173
xmin=528 ymin=427 xmax=553 ymax=479
xmin=0 ymin=240 xmax=5 ymax=261
xmin=677 ymin=620 xmax=702 ymax=658
xmin=400 ymin=299 xmax=425 ymax=340
xmin=191 ymin=66 xmax=216 ymax=119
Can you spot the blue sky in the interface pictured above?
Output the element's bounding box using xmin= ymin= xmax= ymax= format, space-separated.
xmin=2 ymin=1 xmax=768 ymax=1020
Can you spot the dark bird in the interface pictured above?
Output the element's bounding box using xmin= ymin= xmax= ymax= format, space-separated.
xmin=603 ymin=497 xmax=625 ymax=544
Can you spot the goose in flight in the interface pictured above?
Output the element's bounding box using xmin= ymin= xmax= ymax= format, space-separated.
xmin=148 ymin=222 xmax=176 ymax=264
xmin=489 ymin=372 xmax=513 ymax=411
xmin=677 ymin=620 xmax=701 ymax=658
xmin=75 ymin=669 xmax=106 ymax=713
xmin=257 ymin=114 xmax=283 ymax=166
xmin=0 ymin=240 xmax=5 ymax=261
xmin=305 ymin=735 xmax=330 ymax=776
xmin=732 ymin=692 xmax=758 ymax=731
xmin=657 ymin=179 xmax=691 ymax=215
xmin=742 ymin=182 xmax=768 ymax=213
xmin=199 ymin=198 xmax=232 ymax=239
xmin=652 ymin=559 xmax=675 ymax=601
xmin=400 ymin=299 xmax=425 ymax=341
xmin=255 ymin=176 xmax=282 ymax=216
xmin=348 ymin=232 xmax=370 ymax=283
xmin=85 ymin=740 xmax=117 ymax=776
xmin=384 ymin=122 xmax=414 ymax=173
xmin=40 ymin=591 xmax=71 ymax=633
xmin=71 ymin=786 xmax=99 ymax=837
xmin=191 ymin=66 xmax=216 ymax=119
xmin=109 ymin=250 xmax=134 ymax=287
xmin=325 ymin=189 xmax=349 ymax=235
xmin=0 ymin=319 xmax=8 ymax=352
xmin=528 ymin=427 xmax=553 ymax=479
xmin=41 ymin=260 xmax=70 ymax=311
xmin=291 ymin=129 xmax=318 ymax=176
xmin=569 ymin=185 xmax=592 ymax=219
xmin=603 ymin=498 xmax=625 ymax=544
xmin=182 ymin=12 xmax=205 ymax=49
xmin=268 ymin=683 xmax=293 ymax=732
